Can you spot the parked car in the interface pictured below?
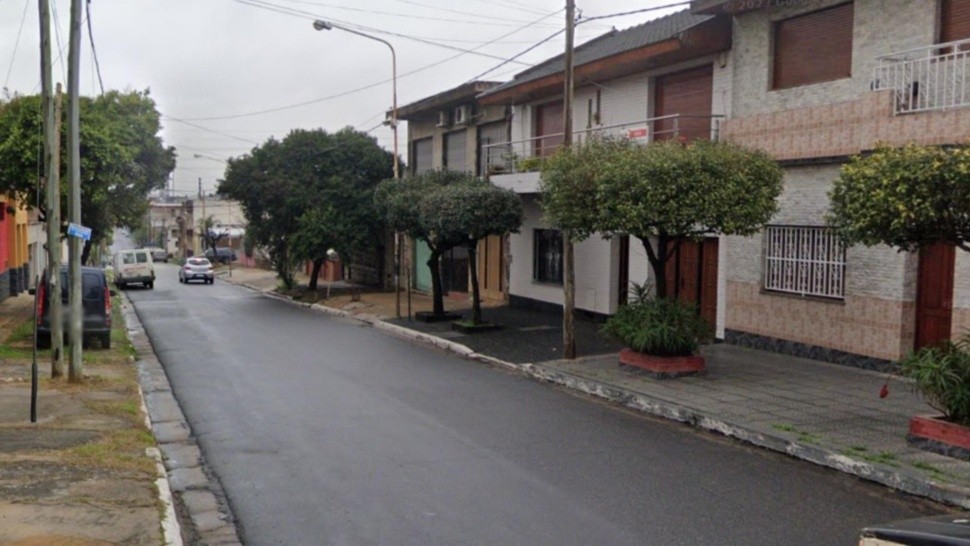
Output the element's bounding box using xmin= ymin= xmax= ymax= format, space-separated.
xmin=179 ymin=257 xmax=215 ymax=284
xmin=113 ymin=249 xmax=155 ymax=289
xmin=860 ymin=514 xmax=970 ymax=545
xmin=204 ymin=247 xmax=237 ymax=264
xmin=36 ymin=266 xmax=112 ymax=349
xmin=148 ymin=247 xmax=168 ymax=263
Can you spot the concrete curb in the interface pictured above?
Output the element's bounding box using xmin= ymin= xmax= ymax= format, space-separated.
xmin=225 ymin=277 xmax=970 ymax=509
xmin=121 ymin=295 xmax=243 ymax=545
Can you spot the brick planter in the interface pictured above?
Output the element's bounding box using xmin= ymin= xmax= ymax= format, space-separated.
xmin=618 ymin=348 xmax=705 ymax=379
xmin=907 ymin=415 xmax=970 ymax=461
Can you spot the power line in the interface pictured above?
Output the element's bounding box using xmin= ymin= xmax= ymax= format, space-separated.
xmin=160 ymin=113 xmax=261 ymax=145
xmin=3 ymin=0 xmax=30 ymax=91
xmin=49 ymin=0 xmax=68 ymax=83
xmin=176 ymin=6 xmax=562 ymax=122
xmin=84 ymin=0 xmax=104 ymax=95
xmin=582 ymin=1 xmax=690 ymax=23
xmin=464 ymin=27 xmax=565 ymax=83
xmin=271 ymin=0 xmax=561 ymax=28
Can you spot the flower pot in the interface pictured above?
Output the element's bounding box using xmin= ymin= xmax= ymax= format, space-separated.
xmin=618 ymin=348 xmax=705 ymax=379
xmin=907 ymin=415 xmax=970 ymax=461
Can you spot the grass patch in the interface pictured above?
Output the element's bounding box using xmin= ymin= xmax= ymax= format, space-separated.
xmin=771 ymin=423 xmax=796 ymax=433
xmin=6 ymin=320 xmax=35 ymax=344
xmin=860 ymin=451 xmax=899 ymax=467
xmin=84 ymin=398 xmax=142 ymax=424
xmin=62 ymin=428 xmax=156 ymax=475
xmin=911 ymin=460 xmax=948 ymax=479
xmin=796 ymin=432 xmax=821 ymax=445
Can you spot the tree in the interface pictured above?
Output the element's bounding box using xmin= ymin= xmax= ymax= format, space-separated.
xmin=828 ymin=143 xmax=970 ymax=253
xmin=220 ymin=127 xmax=393 ymax=289
xmin=543 ymin=139 xmax=783 ymax=299
xmin=0 ymin=91 xmax=176 ymax=263
xmin=375 ymin=169 xmax=470 ymax=317
xmin=420 ymin=181 xmax=522 ymax=324
xmin=198 ymin=216 xmax=229 ymax=260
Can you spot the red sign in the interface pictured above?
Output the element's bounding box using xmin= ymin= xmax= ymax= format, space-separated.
xmin=627 ymin=128 xmax=648 ymax=139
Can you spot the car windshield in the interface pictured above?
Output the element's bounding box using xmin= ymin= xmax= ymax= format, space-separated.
xmin=188 ymin=259 xmax=211 ymax=266
xmin=122 ymin=253 xmax=135 ymax=264
xmin=136 ymin=252 xmax=148 ymax=263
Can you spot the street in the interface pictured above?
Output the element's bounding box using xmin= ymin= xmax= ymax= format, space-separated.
xmin=121 ymin=263 xmax=944 ymax=546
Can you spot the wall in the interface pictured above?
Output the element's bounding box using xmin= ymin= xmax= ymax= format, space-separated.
xmin=508 ymin=196 xmax=619 ymax=316
xmin=730 ymin=0 xmax=937 ymax=118
xmin=954 ymin=249 xmax=970 ymax=340
xmin=406 ymin=104 xmax=507 ymax=173
xmin=725 ymin=164 xmax=918 ymax=361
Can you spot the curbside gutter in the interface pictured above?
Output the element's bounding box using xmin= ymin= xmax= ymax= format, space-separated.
xmin=227 ymin=278 xmax=970 ymax=509
xmin=121 ymin=295 xmax=243 ymax=546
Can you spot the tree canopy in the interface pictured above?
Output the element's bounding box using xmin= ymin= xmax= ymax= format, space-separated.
xmin=375 ymin=169 xmax=523 ymax=318
xmin=541 ymin=138 xmax=783 ymax=298
xmin=0 ymin=90 xmax=176 ymax=262
xmin=828 ymin=143 xmax=970 ymax=253
xmin=219 ymin=127 xmax=393 ymax=289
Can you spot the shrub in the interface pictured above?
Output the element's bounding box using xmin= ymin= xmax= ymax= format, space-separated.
xmin=602 ymin=297 xmax=711 ymax=357
xmin=899 ymin=333 xmax=970 ymax=426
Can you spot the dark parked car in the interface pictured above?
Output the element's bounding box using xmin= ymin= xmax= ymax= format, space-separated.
xmin=205 ymin=247 xmax=237 ymax=264
xmin=36 ymin=266 xmax=112 ymax=349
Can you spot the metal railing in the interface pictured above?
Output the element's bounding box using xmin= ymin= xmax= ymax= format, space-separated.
xmin=873 ymin=38 xmax=970 ymax=115
xmin=763 ymin=226 xmax=845 ymax=300
xmin=480 ymin=114 xmax=722 ymax=177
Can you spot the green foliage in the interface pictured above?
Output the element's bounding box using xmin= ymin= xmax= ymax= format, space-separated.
xmin=219 ymin=127 xmax=393 ymax=288
xmin=198 ymin=215 xmax=228 ymax=258
xmin=828 ymin=143 xmax=970 ymax=253
xmin=0 ymin=91 xmax=176 ymax=260
xmin=601 ymin=297 xmax=711 ymax=357
xmin=898 ymin=333 xmax=970 ymax=426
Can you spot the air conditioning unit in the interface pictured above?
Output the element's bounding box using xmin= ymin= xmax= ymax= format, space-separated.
xmin=436 ymin=110 xmax=451 ymax=128
xmin=453 ymin=104 xmax=471 ymax=125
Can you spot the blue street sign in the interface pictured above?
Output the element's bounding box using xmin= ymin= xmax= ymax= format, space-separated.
xmin=67 ymin=223 xmax=92 ymax=241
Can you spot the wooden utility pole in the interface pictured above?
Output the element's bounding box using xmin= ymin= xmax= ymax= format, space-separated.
xmin=39 ymin=0 xmax=65 ymax=377
xmin=562 ymin=0 xmax=577 ymax=359
xmin=66 ymin=0 xmax=83 ymax=382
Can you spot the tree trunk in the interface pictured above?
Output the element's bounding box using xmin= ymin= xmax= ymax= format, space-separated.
xmin=641 ymin=233 xmax=671 ymax=299
xmin=427 ymin=249 xmax=445 ymax=316
xmin=80 ymin=239 xmax=92 ymax=265
xmin=308 ymin=258 xmax=324 ymax=291
xmin=468 ymin=243 xmax=482 ymax=325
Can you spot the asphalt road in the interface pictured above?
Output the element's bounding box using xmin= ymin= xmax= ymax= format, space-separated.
xmin=127 ymin=264 xmax=944 ymax=546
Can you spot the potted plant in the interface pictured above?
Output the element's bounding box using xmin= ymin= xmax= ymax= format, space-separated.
xmin=601 ymin=285 xmax=712 ymax=378
xmin=900 ymin=333 xmax=970 ymax=460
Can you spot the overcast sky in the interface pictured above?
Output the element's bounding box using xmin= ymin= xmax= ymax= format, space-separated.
xmin=1 ymin=0 xmax=685 ymax=196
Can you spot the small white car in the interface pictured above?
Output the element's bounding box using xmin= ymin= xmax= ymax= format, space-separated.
xmin=179 ymin=257 xmax=215 ymax=284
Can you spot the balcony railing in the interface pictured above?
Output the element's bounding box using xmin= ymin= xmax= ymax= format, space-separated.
xmin=481 ymin=114 xmax=721 ymax=177
xmin=873 ymin=38 xmax=970 ymax=115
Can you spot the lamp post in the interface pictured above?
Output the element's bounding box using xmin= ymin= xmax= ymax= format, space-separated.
xmin=313 ymin=19 xmax=403 ymax=317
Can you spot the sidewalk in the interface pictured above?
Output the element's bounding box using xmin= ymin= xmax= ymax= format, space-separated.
xmin=222 ymin=265 xmax=970 ymax=508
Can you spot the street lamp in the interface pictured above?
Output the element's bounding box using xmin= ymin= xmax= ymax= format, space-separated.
xmin=193 ymin=153 xmax=227 ymax=165
xmin=311 ymin=20 xmax=398 ymax=179
xmin=314 ymin=19 xmax=404 ymax=317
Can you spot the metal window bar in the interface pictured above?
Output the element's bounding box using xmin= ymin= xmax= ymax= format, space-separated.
xmin=764 ymin=226 xmax=845 ymax=299
xmin=873 ymin=37 xmax=970 ymax=115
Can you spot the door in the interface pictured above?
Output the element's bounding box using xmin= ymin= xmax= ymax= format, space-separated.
xmin=915 ymin=242 xmax=955 ymax=349
xmin=665 ymin=238 xmax=718 ymax=329
xmin=534 ymin=101 xmax=564 ymax=158
xmin=477 ymin=234 xmax=504 ymax=301
xmin=413 ymin=240 xmax=432 ymax=292
xmin=617 ymin=235 xmax=630 ymax=306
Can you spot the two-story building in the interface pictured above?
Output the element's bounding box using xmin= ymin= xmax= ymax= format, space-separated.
xmin=397 ymin=81 xmax=511 ymax=301
xmin=478 ymin=11 xmax=733 ymax=333
xmin=689 ymin=0 xmax=970 ymax=366
xmin=0 ymin=194 xmax=29 ymax=303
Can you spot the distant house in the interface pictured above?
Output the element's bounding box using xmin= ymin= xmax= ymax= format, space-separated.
xmin=0 ymin=195 xmax=29 ymax=302
xmin=478 ymin=10 xmax=731 ymax=331
xmin=396 ymin=81 xmax=510 ymax=301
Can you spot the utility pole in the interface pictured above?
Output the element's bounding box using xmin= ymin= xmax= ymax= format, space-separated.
xmin=40 ymin=0 xmax=64 ymax=378
xmin=562 ymin=0 xmax=577 ymax=360
xmin=66 ymin=0 xmax=83 ymax=382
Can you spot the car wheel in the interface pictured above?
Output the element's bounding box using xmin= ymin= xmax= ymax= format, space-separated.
xmin=36 ymin=333 xmax=51 ymax=349
xmin=100 ymin=332 xmax=111 ymax=349
xmin=147 ymin=281 xmax=154 ymax=289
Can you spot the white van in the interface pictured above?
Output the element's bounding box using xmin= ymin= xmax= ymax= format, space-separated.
xmin=113 ymin=249 xmax=156 ymax=289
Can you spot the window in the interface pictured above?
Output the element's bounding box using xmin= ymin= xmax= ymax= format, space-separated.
xmin=412 ymin=137 xmax=433 ymax=175
xmin=764 ymin=226 xmax=846 ymax=299
xmin=533 ymin=229 xmax=563 ymax=284
xmin=772 ymin=3 xmax=854 ymax=90
xmin=136 ymin=252 xmax=149 ymax=264
xmin=443 ymin=130 xmax=468 ymax=172
xmin=122 ymin=253 xmax=136 ymax=265
xmin=941 ymin=0 xmax=970 ymax=44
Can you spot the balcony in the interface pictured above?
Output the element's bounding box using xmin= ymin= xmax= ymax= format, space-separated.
xmin=873 ymin=38 xmax=970 ymax=115
xmin=481 ymin=114 xmax=721 ymax=181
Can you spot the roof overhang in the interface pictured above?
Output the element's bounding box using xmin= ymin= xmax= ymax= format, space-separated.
xmin=478 ymin=16 xmax=731 ymax=105
xmin=691 ymin=0 xmax=761 ymax=15
xmin=394 ymin=81 xmax=502 ymax=121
